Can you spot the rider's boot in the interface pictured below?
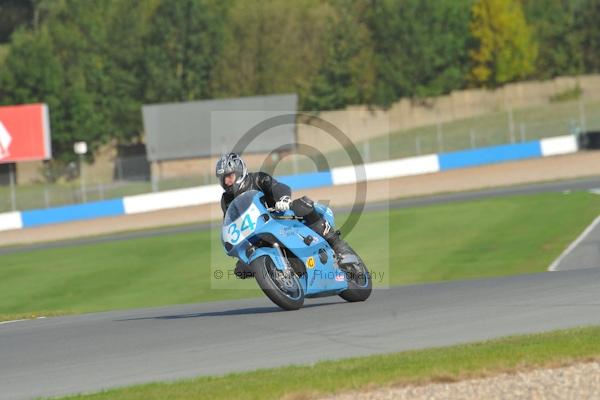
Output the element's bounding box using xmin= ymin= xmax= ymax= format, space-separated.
xmin=308 ymin=218 xmax=353 ymax=257
xmin=327 ymin=231 xmax=353 ymax=257
xmin=291 ymin=196 xmax=353 ymax=257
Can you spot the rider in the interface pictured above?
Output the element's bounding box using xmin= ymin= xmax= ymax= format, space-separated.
xmin=216 ymin=152 xmax=351 ymax=277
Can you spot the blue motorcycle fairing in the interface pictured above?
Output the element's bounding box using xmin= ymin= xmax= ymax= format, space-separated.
xmin=222 ymin=190 xmax=348 ymax=296
xmin=314 ymin=202 xmax=335 ymax=228
xmin=249 ymin=247 xmax=287 ymax=271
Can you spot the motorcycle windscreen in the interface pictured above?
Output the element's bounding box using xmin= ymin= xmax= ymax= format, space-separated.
xmin=223 ymin=190 xmax=260 ymax=225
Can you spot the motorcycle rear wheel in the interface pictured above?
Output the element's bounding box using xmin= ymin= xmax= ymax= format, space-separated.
xmin=338 ymin=249 xmax=372 ymax=303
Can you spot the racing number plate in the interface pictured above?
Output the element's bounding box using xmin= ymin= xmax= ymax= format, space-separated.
xmin=223 ymin=203 xmax=261 ymax=245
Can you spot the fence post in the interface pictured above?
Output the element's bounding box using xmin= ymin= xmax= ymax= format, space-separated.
xmin=436 ymin=110 xmax=444 ymax=153
xmin=79 ymin=154 xmax=87 ymax=203
xmin=44 ymin=187 xmax=50 ymax=208
xmin=415 ymin=136 xmax=421 ymax=155
xmin=9 ymin=163 xmax=16 ymax=211
xmin=579 ymin=98 xmax=587 ymax=133
xmin=116 ymin=158 xmax=123 ymax=181
xmin=151 ymin=161 xmax=159 ymax=192
xmin=437 ymin=123 xmax=444 ymax=153
xmin=507 ymin=107 xmax=516 ymax=143
xmin=520 ymin=123 xmax=526 ymax=142
xmin=470 ymin=129 xmax=476 ymax=148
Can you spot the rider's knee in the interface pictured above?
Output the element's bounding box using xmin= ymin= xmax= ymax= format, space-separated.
xmin=291 ymin=196 xmax=323 ymax=225
xmin=291 ymin=196 xmax=314 ymax=216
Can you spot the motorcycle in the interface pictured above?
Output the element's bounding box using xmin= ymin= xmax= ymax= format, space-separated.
xmin=221 ymin=190 xmax=372 ymax=310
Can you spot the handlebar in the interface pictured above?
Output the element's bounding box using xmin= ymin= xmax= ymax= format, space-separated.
xmin=267 ymin=207 xmax=302 ymax=220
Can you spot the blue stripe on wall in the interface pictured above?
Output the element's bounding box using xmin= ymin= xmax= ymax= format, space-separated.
xmin=438 ymin=141 xmax=542 ymax=171
xmin=277 ymin=171 xmax=333 ymax=190
xmin=21 ymin=199 xmax=125 ymax=228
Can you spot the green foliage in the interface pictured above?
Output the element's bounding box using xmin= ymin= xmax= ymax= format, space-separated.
xmin=469 ymin=0 xmax=538 ymax=86
xmin=366 ymin=0 xmax=472 ymax=104
xmin=549 ymin=84 xmax=583 ymax=103
xmin=303 ymin=0 xmax=375 ymax=110
xmin=211 ymin=0 xmax=331 ymax=103
xmin=0 ymin=0 xmax=599 ymax=163
xmin=0 ymin=27 xmax=65 ymax=151
xmin=0 ymin=0 xmax=154 ymax=162
xmin=0 ymin=0 xmax=33 ymax=43
xmin=143 ymin=0 xmax=228 ymax=103
xmin=576 ymin=0 xmax=600 ymax=72
xmin=523 ymin=0 xmax=583 ymax=79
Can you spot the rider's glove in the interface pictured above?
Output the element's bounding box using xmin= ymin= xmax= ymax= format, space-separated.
xmin=275 ymin=196 xmax=291 ymax=212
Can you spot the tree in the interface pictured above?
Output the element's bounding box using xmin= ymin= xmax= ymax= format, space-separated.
xmin=0 ymin=0 xmax=34 ymax=43
xmin=576 ymin=0 xmax=600 ymax=73
xmin=0 ymin=28 xmax=67 ymax=153
xmin=523 ymin=0 xmax=583 ymax=79
xmin=303 ymin=1 xmax=375 ymax=110
xmin=469 ymin=0 xmax=538 ymax=87
xmin=210 ymin=0 xmax=332 ymax=104
xmin=0 ymin=0 xmax=154 ymax=162
xmin=365 ymin=0 xmax=472 ymax=105
xmin=142 ymin=0 xmax=228 ymax=103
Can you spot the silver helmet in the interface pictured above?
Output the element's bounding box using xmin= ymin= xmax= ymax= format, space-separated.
xmin=215 ymin=153 xmax=248 ymax=195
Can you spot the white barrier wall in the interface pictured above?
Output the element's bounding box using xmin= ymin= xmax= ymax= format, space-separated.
xmin=123 ymin=184 xmax=222 ymax=214
xmin=331 ymin=154 xmax=440 ymax=185
xmin=0 ymin=212 xmax=23 ymax=232
xmin=540 ymin=135 xmax=579 ymax=157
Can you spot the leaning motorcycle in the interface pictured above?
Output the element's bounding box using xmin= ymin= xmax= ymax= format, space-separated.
xmin=221 ymin=190 xmax=372 ymax=310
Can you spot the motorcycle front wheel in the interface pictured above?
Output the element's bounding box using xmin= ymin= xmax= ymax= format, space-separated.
xmin=252 ymin=255 xmax=304 ymax=311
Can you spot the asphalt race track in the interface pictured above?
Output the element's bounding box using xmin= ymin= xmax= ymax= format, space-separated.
xmin=2 ymin=268 xmax=600 ymax=400
xmin=2 ymin=177 xmax=600 ymax=399
xmin=550 ymin=216 xmax=600 ymax=271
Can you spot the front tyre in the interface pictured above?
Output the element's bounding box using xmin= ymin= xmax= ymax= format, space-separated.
xmin=252 ymin=256 xmax=304 ymax=311
xmin=339 ymin=250 xmax=372 ymax=303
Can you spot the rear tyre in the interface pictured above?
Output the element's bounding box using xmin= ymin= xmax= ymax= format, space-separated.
xmin=338 ymin=249 xmax=372 ymax=303
xmin=252 ymin=256 xmax=304 ymax=311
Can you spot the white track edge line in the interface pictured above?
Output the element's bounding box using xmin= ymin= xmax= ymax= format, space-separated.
xmin=0 ymin=316 xmax=46 ymax=326
xmin=548 ymin=215 xmax=600 ymax=272
xmin=0 ymin=319 xmax=28 ymax=325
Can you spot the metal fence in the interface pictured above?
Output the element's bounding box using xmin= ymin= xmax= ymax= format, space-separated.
xmin=1 ymin=97 xmax=598 ymax=213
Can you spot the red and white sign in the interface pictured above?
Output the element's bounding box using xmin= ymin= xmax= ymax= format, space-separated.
xmin=0 ymin=103 xmax=52 ymax=163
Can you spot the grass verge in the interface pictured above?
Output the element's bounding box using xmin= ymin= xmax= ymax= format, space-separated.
xmin=54 ymin=325 xmax=600 ymax=400
xmin=1 ymin=191 xmax=599 ymax=320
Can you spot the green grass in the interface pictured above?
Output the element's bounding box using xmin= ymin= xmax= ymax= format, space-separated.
xmin=53 ymin=325 xmax=600 ymax=400
xmin=1 ymin=191 xmax=599 ymax=321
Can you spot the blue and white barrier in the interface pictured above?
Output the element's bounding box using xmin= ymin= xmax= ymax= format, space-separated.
xmin=123 ymin=185 xmax=222 ymax=215
xmin=0 ymin=212 xmax=22 ymax=231
xmin=0 ymin=135 xmax=579 ymax=232
xmin=438 ymin=141 xmax=542 ymax=170
xmin=21 ymin=199 xmax=125 ymax=228
xmin=331 ymin=154 xmax=440 ymax=185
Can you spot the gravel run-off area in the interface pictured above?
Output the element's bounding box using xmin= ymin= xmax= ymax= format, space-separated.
xmin=319 ymin=361 xmax=600 ymax=400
